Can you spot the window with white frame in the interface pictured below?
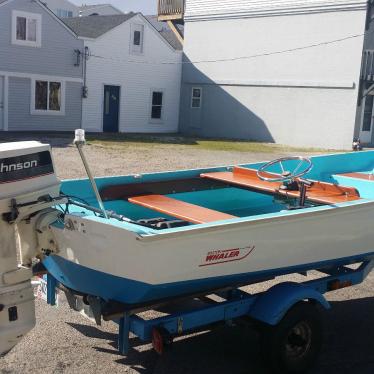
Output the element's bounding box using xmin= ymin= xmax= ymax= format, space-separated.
xmin=191 ymin=87 xmax=202 ymax=108
xmin=56 ymin=9 xmax=73 ymax=18
xmin=130 ymin=24 xmax=144 ymax=54
xmin=12 ymin=11 xmax=42 ymax=47
xmin=32 ymin=80 xmax=65 ymax=115
xmin=151 ymin=91 xmax=163 ymax=120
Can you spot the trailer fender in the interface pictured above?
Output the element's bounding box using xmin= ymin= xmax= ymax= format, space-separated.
xmin=249 ymin=282 xmax=330 ymax=326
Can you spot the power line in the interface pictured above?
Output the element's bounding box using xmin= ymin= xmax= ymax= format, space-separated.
xmin=88 ymin=29 xmax=370 ymax=66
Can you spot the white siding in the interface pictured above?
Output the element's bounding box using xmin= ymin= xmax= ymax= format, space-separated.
xmin=82 ymin=14 xmax=182 ymax=133
xmin=185 ymin=0 xmax=367 ymax=20
xmin=181 ymin=9 xmax=367 ymax=149
xmin=0 ymin=0 xmax=83 ymax=132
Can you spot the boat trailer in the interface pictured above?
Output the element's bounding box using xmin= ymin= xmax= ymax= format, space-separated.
xmin=43 ymin=256 xmax=374 ymax=371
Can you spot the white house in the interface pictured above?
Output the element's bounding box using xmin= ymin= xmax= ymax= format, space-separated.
xmin=42 ymin=0 xmax=78 ymax=17
xmin=165 ymin=0 xmax=374 ymax=149
xmin=78 ymin=3 xmax=123 ymax=16
xmin=64 ymin=14 xmax=182 ymax=133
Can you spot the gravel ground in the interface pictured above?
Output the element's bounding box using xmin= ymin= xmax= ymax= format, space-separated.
xmin=50 ymin=139 xmax=313 ymax=180
xmin=1 ymin=136 xmax=374 ymax=374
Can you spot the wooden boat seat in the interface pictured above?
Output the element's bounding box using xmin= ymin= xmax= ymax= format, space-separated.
xmin=201 ymin=167 xmax=283 ymax=194
xmin=128 ymin=194 xmax=237 ymax=224
xmin=201 ymin=167 xmax=361 ymax=205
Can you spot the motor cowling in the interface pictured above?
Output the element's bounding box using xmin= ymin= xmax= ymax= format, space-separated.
xmin=0 ymin=141 xmax=61 ymax=356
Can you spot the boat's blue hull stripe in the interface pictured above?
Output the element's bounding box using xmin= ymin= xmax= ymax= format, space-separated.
xmin=42 ymin=252 xmax=374 ymax=305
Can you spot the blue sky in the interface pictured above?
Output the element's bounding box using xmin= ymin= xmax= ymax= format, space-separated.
xmin=70 ymin=0 xmax=157 ymax=14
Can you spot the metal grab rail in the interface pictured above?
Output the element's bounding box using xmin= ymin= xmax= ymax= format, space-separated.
xmin=158 ymin=0 xmax=185 ymax=16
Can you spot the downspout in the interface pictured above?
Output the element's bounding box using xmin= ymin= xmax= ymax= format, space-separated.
xmin=81 ymin=46 xmax=89 ymax=130
xmin=83 ymin=46 xmax=89 ymax=99
xmin=354 ymin=1 xmax=373 ymax=141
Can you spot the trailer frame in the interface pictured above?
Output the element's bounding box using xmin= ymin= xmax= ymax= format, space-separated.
xmin=45 ymin=257 xmax=374 ymax=358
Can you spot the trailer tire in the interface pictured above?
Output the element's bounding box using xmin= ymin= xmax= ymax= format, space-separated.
xmin=261 ymin=301 xmax=323 ymax=373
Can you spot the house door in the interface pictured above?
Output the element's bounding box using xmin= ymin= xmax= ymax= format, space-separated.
xmin=0 ymin=77 xmax=4 ymax=130
xmin=103 ymin=85 xmax=120 ymax=132
xmin=360 ymin=92 xmax=374 ymax=143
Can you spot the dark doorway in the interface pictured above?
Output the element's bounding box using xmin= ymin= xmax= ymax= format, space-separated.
xmin=103 ymin=85 xmax=120 ymax=132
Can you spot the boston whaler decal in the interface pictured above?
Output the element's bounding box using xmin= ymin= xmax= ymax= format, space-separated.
xmin=199 ymin=246 xmax=255 ymax=267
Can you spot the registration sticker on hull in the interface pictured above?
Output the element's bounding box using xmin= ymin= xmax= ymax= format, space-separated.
xmin=199 ymin=246 xmax=255 ymax=267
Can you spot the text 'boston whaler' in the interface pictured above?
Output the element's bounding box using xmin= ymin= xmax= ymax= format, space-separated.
xmin=2 ymin=130 xmax=374 ymax=370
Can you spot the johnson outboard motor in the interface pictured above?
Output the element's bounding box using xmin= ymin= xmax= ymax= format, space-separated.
xmin=0 ymin=141 xmax=63 ymax=356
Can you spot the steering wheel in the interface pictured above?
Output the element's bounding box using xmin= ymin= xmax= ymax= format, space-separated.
xmin=257 ymin=156 xmax=313 ymax=183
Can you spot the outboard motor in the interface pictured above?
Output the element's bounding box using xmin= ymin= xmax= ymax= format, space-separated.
xmin=0 ymin=141 xmax=62 ymax=356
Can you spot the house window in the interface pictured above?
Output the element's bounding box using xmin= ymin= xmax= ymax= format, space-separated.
xmin=191 ymin=87 xmax=202 ymax=108
xmin=56 ymin=9 xmax=73 ymax=18
xmin=133 ymin=31 xmax=141 ymax=46
xmin=151 ymin=91 xmax=163 ymax=120
xmin=12 ymin=11 xmax=41 ymax=47
xmin=32 ymin=80 xmax=65 ymax=115
xmin=131 ymin=24 xmax=144 ymax=54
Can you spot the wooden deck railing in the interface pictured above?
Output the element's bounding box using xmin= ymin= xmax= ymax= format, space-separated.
xmin=158 ymin=0 xmax=185 ymax=21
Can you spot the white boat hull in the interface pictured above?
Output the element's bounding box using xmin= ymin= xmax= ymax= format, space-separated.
xmin=44 ymin=200 xmax=374 ymax=305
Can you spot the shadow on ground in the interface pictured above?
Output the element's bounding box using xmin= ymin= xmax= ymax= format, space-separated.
xmin=67 ymin=297 xmax=374 ymax=374
xmin=69 ymin=322 xmax=266 ymax=374
xmin=0 ymin=131 xmax=199 ymax=146
xmin=0 ymin=131 xmax=273 ymax=147
xmin=0 ymin=132 xmax=74 ymax=148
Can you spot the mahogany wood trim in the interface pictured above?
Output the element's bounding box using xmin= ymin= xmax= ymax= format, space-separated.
xmin=201 ymin=168 xmax=282 ymax=194
xmin=201 ymin=167 xmax=360 ymax=205
xmin=338 ymin=172 xmax=374 ymax=181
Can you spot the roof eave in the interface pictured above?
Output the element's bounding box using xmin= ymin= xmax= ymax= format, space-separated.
xmin=185 ymin=1 xmax=368 ymax=21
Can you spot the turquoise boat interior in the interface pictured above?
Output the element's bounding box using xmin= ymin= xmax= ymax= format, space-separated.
xmin=58 ymin=150 xmax=374 ymax=235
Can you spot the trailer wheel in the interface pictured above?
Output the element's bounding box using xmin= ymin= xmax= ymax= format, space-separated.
xmin=261 ymin=301 xmax=323 ymax=373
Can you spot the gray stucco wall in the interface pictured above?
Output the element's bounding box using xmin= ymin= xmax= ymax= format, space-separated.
xmin=180 ymin=9 xmax=366 ymax=149
xmin=180 ymin=83 xmax=273 ymax=141
xmin=8 ymin=77 xmax=82 ymax=131
xmin=180 ymin=82 xmax=360 ymax=148
xmin=0 ymin=0 xmax=83 ymax=78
